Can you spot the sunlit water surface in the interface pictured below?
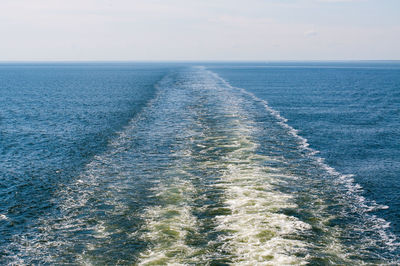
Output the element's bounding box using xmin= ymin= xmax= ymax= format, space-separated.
xmin=1 ymin=62 xmax=399 ymax=264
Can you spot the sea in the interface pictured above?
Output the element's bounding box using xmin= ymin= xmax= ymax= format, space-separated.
xmin=0 ymin=62 xmax=399 ymax=264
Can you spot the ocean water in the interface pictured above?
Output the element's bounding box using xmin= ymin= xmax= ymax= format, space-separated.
xmin=0 ymin=62 xmax=399 ymax=264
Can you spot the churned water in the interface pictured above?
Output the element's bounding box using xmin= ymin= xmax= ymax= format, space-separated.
xmin=0 ymin=62 xmax=399 ymax=264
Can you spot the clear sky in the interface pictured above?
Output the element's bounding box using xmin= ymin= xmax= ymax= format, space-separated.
xmin=1 ymin=0 xmax=399 ymax=61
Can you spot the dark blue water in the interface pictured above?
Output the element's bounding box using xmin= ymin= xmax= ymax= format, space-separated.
xmin=0 ymin=63 xmax=172 ymax=260
xmin=0 ymin=62 xmax=399 ymax=264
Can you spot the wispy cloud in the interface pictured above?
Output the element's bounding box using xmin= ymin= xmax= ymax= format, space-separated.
xmin=305 ymin=30 xmax=318 ymax=37
xmin=210 ymin=15 xmax=275 ymax=27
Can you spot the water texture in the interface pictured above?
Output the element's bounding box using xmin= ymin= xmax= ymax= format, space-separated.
xmin=0 ymin=63 xmax=399 ymax=264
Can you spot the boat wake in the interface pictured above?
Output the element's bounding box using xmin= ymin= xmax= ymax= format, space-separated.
xmin=3 ymin=66 xmax=399 ymax=265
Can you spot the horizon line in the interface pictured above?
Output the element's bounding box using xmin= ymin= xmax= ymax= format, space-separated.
xmin=1 ymin=59 xmax=400 ymax=64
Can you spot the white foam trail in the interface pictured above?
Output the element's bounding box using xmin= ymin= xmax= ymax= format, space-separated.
xmin=205 ymin=67 xmax=399 ymax=260
xmin=214 ymin=136 xmax=312 ymax=264
xmin=137 ymin=172 xmax=202 ymax=265
xmin=181 ymin=69 xmax=315 ymax=263
xmin=137 ymin=68 xmax=323 ymax=264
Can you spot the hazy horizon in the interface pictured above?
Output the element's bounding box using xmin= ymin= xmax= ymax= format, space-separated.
xmin=1 ymin=0 xmax=399 ymax=61
xmin=1 ymin=60 xmax=400 ymax=63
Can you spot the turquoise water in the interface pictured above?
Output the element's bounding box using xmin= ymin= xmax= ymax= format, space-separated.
xmin=0 ymin=63 xmax=399 ymax=264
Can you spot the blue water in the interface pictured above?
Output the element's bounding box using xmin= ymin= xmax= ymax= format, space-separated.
xmin=0 ymin=62 xmax=399 ymax=264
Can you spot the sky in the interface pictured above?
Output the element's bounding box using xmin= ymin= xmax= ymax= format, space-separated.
xmin=0 ymin=0 xmax=399 ymax=61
